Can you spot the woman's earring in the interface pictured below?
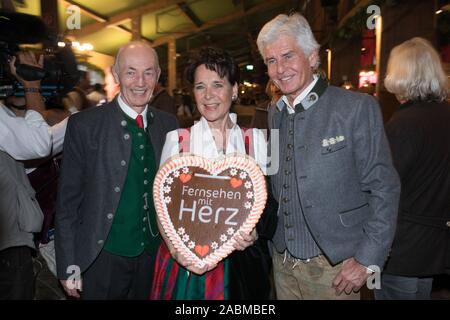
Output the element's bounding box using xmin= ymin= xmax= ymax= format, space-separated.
xmin=232 ymin=95 xmax=237 ymax=101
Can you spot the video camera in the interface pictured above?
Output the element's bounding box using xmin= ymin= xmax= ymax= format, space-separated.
xmin=0 ymin=11 xmax=80 ymax=99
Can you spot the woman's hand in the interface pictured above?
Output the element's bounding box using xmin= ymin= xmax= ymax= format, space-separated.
xmin=233 ymin=228 xmax=258 ymax=251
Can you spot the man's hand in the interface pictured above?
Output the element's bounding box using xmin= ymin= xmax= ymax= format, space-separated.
xmin=9 ymin=51 xmax=44 ymax=87
xmin=332 ymin=257 xmax=370 ymax=295
xmin=9 ymin=51 xmax=46 ymax=116
xmin=60 ymin=279 xmax=82 ymax=299
xmin=233 ymin=229 xmax=258 ymax=251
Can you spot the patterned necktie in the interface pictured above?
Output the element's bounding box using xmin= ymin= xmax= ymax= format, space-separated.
xmin=135 ymin=114 xmax=144 ymax=129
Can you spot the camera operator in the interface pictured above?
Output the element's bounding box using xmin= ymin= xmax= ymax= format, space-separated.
xmin=0 ymin=49 xmax=53 ymax=300
xmin=0 ymin=51 xmax=51 ymax=159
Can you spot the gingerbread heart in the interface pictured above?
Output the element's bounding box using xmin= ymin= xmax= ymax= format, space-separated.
xmin=153 ymin=154 xmax=267 ymax=268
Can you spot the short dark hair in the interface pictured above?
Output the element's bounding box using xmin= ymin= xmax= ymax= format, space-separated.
xmin=184 ymin=47 xmax=239 ymax=86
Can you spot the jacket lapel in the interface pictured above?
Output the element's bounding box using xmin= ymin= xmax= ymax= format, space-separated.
xmin=269 ymin=106 xmax=283 ymax=130
xmin=109 ymin=99 xmax=132 ymax=166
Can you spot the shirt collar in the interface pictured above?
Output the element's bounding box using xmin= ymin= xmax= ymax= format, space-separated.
xmin=194 ymin=113 xmax=240 ymax=157
xmin=117 ymin=94 xmax=148 ymax=129
xmin=198 ymin=112 xmax=238 ymax=131
xmin=277 ymin=74 xmax=319 ymax=114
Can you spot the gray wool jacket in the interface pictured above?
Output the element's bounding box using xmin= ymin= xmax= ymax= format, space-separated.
xmin=269 ymin=86 xmax=401 ymax=269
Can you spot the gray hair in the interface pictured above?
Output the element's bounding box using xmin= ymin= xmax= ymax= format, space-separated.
xmin=257 ymin=13 xmax=320 ymax=69
xmin=384 ymin=37 xmax=448 ymax=102
xmin=113 ymin=40 xmax=160 ymax=73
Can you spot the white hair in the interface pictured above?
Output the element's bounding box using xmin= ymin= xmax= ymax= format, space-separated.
xmin=384 ymin=37 xmax=448 ymax=102
xmin=257 ymin=13 xmax=320 ymax=69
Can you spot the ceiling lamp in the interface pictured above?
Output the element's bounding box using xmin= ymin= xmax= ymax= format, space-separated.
xmin=71 ymin=41 xmax=94 ymax=51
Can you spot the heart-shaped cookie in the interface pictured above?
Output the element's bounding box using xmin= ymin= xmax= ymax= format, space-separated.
xmin=153 ymin=154 xmax=267 ymax=268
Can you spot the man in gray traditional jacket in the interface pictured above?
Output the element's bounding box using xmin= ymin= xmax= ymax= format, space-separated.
xmin=257 ymin=13 xmax=401 ymax=299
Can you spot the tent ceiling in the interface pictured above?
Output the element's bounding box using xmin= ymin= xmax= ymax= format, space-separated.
xmin=11 ymin=0 xmax=331 ymax=82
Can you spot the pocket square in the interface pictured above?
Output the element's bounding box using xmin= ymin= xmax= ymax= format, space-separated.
xmin=322 ymin=135 xmax=345 ymax=147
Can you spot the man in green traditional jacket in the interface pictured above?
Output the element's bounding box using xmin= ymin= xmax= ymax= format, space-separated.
xmin=55 ymin=41 xmax=178 ymax=299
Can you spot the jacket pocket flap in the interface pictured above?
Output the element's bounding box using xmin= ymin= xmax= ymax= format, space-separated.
xmin=339 ymin=203 xmax=370 ymax=227
xmin=321 ymin=142 xmax=347 ymax=154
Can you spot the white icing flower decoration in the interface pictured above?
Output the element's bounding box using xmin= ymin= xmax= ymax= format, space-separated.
xmin=164 ymin=196 xmax=171 ymax=204
xmin=182 ymin=234 xmax=189 ymax=242
xmin=227 ymin=227 xmax=235 ymax=235
xmin=166 ymin=177 xmax=174 ymax=185
xmin=244 ymin=181 xmax=252 ymax=189
xmin=182 ymin=167 xmax=189 ymax=174
xmin=244 ymin=201 xmax=252 ymax=209
xmin=239 ymin=171 xmax=248 ymax=179
xmin=230 ymin=168 xmax=238 ymax=176
xmin=246 ymin=191 xmax=254 ymax=199
xmin=173 ymin=170 xmax=180 ymax=177
xmin=163 ymin=186 xmax=171 ymax=193
xmin=211 ymin=242 xmax=218 ymax=250
xmin=188 ymin=241 xmax=195 ymax=249
xmin=220 ymin=234 xmax=228 ymax=242
xmin=177 ymin=227 xmax=185 ymax=235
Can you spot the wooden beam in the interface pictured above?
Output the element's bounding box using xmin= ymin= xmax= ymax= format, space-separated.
xmin=60 ymin=0 xmax=153 ymax=43
xmin=177 ymin=2 xmax=202 ymax=27
xmin=65 ymin=0 xmax=181 ymax=38
xmin=168 ymin=37 xmax=177 ymax=95
xmin=41 ymin=0 xmax=59 ymax=47
xmin=131 ymin=15 xmax=142 ymax=40
xmin=152 ymin=0 xmax=289 ymax=47
xmin=60 ymin=0 xmax=107 ymax=22
xmin=338 ymin=0 xmax=372 ymax=29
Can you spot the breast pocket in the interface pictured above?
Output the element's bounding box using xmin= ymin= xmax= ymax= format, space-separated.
xmin=321 ymin=142 xmax=347 ymax=154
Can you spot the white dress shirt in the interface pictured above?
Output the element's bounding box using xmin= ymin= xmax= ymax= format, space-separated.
xmin=117 ymin=94 xmax=148 ymax=129
xmin=160 ymin=113 xmax=268 ymax=173
xmin=0 ymin=104 xmax=51 ymax=160
xmin=281 ymin=74 xmax=319 ymax=114
xmin=51 ymin=115 xmax=73 ymax=156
